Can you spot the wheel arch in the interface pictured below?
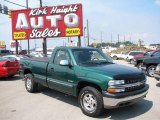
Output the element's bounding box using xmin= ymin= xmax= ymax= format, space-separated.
xmin=146 ymin=63 xmax=157 ymax=69
xmin=76 ymin=81 xmax=102 ymax=96
xmin=24 ymin=69 xmax=32 ymax=75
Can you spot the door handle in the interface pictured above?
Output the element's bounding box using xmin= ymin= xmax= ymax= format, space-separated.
xmin=50 ymin=68 xmax=54 ymax=72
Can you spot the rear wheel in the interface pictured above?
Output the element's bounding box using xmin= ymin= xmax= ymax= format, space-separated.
xmin=130 ymin=59 xmax=134 ymax=64
xmin=78 ymin=86 xmax=104 ymax=117
xmin=147 ymin=65 xmax=156 ymax=77
xmin=9 ymin=75 xmax=15 ymax=78
xmin=25 ymin=73 xmax=38 ymax=93
xmin=113 ymin=56 xmax=118 ymax=60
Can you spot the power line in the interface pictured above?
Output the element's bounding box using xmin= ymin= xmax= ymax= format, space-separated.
xmin=4 ymin=0 xmax=27 ymax=8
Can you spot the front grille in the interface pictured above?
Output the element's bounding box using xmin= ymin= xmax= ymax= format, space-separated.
xmin=125 ymin=83 xmax=145 ymax=92
xmin=125 ymin=79 xmax=145 ymax=84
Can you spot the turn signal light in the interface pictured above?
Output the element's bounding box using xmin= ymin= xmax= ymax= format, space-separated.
xmin=107 ymin=88 xmax=125 ymax=93
xmin=107 ymin=88 xmax=116 ymax=93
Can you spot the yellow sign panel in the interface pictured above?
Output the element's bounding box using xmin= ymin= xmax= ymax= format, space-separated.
xmin=0 ymin=40 xmax=5 ymax=45
xmin=66 ymin=28 xmax=81 ymax=36
xmin=13 ymin=32 xmax=26 ymax=40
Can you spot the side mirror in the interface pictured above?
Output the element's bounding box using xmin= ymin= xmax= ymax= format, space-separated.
xmin=60 ymin=60 xmax=69 ymax=66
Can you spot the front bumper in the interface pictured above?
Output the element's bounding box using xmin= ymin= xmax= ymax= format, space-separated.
xmin=102 ymin=84 xmax=149 ymax=109
xmin=0 ymin=68 xmax=18 ymax=78
xmin=141 ymin=65 xmax=147 ymax=71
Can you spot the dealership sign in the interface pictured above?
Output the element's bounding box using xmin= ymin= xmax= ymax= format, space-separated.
xmin=11 ymin=4 xmax=83 ymax=40
xmin=0 ymin=40 xmax=6 ymax=48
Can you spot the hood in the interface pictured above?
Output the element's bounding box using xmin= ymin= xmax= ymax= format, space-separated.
xmin=82 ymin=63 xmax=145 ymax=80
xmin=143 ymin=56 xmax=160 ymax=63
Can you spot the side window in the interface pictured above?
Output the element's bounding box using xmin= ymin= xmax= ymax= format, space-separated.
xmin=54 ymin=50 xmax=70 ymax=64
xmin=153 ymin=51 xmax=160 ymax=56
xmin=129 ymin=52 xmax=134 ymax=56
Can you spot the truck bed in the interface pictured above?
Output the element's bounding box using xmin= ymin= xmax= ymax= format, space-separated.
xmin=24 ymin=57 xmax=50 ymax=63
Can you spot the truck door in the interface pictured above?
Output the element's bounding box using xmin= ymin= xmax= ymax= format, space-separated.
xmin=47 ymin=49 xmax=75 ymax=95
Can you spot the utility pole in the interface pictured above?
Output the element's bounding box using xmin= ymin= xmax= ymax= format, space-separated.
xmin=124 ymin=35 xmax=126 ymax=42
xmin=84 ymin=27 xmax=86 ymax=47
xmin=39 ymin=0 xmax=47 ymax=57
xmin=78 ymin=36 xmax=81 ymax=47
xmin=118 ymin=34 xmax=120 ymax=43
xmin=101 ymin=32 xmax=102 ymax=48
xmin=34 ymin=39 xmax=37 ymax=50
xmin=111 ymin=33 xmax=112 ymax=44
xmin=87 ymin=19 xmax=90 ymax=47
xmin=26 ymin=0 xmax=30 ymax=55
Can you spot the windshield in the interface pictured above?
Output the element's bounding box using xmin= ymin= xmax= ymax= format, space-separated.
xmin=144 ymin=51 xmax=153 ymax=56
xmin=0 ymin=57 xmax=8 ymax=61
xmin=72 ymin=48 xmax=113 ymax=66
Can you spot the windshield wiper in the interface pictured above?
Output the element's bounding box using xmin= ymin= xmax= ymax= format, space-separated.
xmin=99 ymin=61 xmax=113 ymax=64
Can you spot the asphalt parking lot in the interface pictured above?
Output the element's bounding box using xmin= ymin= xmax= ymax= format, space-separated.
xmin=0 ymin=60 xmax=160 ymax=120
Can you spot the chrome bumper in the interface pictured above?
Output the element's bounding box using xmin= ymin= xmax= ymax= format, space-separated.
xmin=154 ymin=73 xmax=160 ymax=81
xmin=103 ymin=89 xmax=148 ymax=109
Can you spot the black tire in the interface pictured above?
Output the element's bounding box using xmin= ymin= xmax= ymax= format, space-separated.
xmin=9 ymin=75 xmax=15 ymax=78
xmin=25 ymin=73 xmax=38 ymax=93
xmin=147 ymin=65 xmax=156 ymax=77
xmin=137 ymin=63 xmax=143 ymax=70
xmin=78 ymin=86 xmax=104 ymax=117
xmin=113 ymin=56 xmax=118 ymax=60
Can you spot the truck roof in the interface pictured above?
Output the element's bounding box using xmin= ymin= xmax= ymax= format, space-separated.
xmin=55 ymin=46 xmax=97 ymax=50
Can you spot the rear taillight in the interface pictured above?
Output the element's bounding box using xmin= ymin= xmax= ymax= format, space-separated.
xmin=2 ymin=61 xmax=10 ymax=67
xmin=2 ymin=63 xmax=7 ymax=67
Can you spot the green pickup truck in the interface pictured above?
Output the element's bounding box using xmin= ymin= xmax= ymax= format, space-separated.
xmin=20 ymin=47 xmax=149 ymax=117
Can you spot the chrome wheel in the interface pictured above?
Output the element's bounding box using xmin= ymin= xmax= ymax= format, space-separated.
xmin=82 ymin=93 xmax=97 ymax=112
xmin=130 ymin=60 xmax=134 ymax=64
xmin=26 ymin=78 xmax=32 ymax=90
xmin=137 ymin=63 xmax=143 ymax=71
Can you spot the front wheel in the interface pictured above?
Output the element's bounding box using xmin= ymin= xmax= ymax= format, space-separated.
xmin=78 ymin=86 xmax=104 ymax=117
xmin=25 ymin=73 xmax=38 ymax=93
xmin=147 ymin=65 xmax=156 ymax=77
xmin=137 ymin=63 xmax=143 ymax=70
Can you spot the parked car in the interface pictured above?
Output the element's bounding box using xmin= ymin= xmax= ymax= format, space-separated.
xmin=126 ymin=51 xmax=144 ymax=64
xmin=141 ymin=57 xmax=160 ymax=77
xmin=133 ymin=50 xmax=160 ymax=69
xmin=20 ymin=47 xmax=149 ymax=117
xmin=0 ymin=50 xmax=13 ymax=56
xmin=30 ymin=52 xmax=44 ymax=57
xmin=2 ymin=55 xmax=29 ymax=61
xmin=18 ymin=50 xmax=27 ymax=55
xmin=0 ymin=57 xmax=20 ymax=78
xmin=154 ymin=64 xmax=160 ymax=81
xmin=110 ymin=51 xmax=129 ymax=60
xmin=133 ymin=50 xmax=153 ymax=59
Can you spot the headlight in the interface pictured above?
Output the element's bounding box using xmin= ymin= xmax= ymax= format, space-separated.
xmin=108 ymin=80 xmax=125 ymax=86
xmin=107 ymin=80 xmax=125 ymax=93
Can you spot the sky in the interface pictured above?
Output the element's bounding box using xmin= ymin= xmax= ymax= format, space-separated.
xmin=0 ymin=0 xmax=160 ymax=50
